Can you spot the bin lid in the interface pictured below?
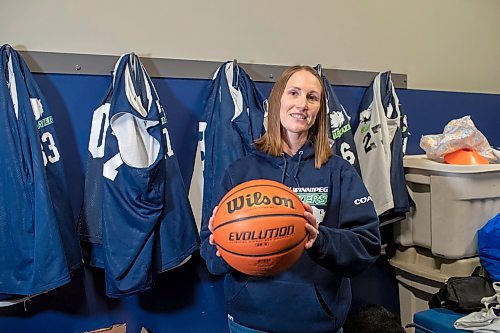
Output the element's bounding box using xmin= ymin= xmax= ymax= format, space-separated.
xmin=389 ymin=246 xmax=480 ymax=283
xmin=404 ymin=155 xmax=500 ymax=174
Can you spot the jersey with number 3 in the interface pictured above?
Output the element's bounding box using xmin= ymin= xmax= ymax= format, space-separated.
xmin=78 ymin=54 xmax=199 ymax=297
xmin=0 ymin=45 xmax=81 ymax=300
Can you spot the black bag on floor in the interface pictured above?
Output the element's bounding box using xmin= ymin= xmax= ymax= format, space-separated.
xmin=428 ymin=266 xmax=495 ymax=313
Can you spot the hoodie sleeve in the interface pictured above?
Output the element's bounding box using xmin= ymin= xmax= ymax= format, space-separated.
xmin=307 ymin=163 xmax=381 ymax=276
xmin=200 ymin=170 xmax=233 ymax=275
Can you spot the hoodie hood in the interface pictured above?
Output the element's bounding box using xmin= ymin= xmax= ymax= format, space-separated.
xmin=253 ymin=141 xmax=315 ymax=187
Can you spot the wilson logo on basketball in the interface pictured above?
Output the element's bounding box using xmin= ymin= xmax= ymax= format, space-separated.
xmin=229 ymin=225 xmax=295 ymax=241
xmin=226 ymin=191 xmax=295 ymax=214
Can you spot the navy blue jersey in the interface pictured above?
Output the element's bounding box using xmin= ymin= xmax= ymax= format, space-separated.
xmin=0 ymin=45 xmax=80 ymax=301
xmin=79 ymin=54 xmax=199 ymax=297
xmin=189 ymin=62 xmax=267 ymax=230
xmin=384 ymin=73 xmax=412 ymax=214
xmin=315 ymin=64 xmax=360 ymax=174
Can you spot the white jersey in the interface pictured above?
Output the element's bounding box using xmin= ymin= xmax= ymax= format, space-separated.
xmin=353 ymin=72 xmax=402 ymax=215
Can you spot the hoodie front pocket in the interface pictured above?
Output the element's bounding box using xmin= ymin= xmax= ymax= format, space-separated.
xmin=227 ymin=278 xmax=337 ymax=332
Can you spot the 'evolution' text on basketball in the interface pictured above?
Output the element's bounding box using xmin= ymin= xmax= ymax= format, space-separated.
xmin=229 ymin=225 xmax=295 ymax=241
xmin=226 ymin=192 xmax=295 ymax=214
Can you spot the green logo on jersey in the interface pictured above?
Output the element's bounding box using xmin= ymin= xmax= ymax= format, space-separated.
xmin=331 ymin=123 xmax=351 ymax=140
xmin=37 ymin=116 xmax=53 ymax=129
xmin=360 ymin=124 xmax=370 ymax=134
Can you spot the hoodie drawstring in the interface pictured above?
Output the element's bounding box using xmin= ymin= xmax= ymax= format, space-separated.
xmin=280 ymin=151 xmax=303 ymax=187
xmin=293 ymin=151 xmax=303 ymax=187
xmin=280 ymin=153 xmax=287 ymax=184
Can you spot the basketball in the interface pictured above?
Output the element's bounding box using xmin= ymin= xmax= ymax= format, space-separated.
xmin=212 ymin=179 xmax=307 ymax=276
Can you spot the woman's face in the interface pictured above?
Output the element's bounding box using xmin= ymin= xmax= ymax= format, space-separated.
xmin=279 ymin=70 xmax=322 ymax=139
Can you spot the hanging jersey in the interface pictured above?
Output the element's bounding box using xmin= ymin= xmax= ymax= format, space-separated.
xmin=189 ymin=62 xmax=267 ymax=231
xmin=353 ymin=72 xmax=410 ymax=216
xmin=315 ymin=64 xmax=360 ymax=174
xmin=386 ymin=81 xmax=412 ymax=214
xmin=78 ymin=53 xmax=199 ymax=297
xmin=0 ymin=45 xmax=81 ymax=303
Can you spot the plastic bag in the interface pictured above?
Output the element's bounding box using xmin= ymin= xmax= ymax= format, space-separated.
xmin=478 ymin=214 xmax=500 ymax=282
xmin=420 ymin=116 xmax=500 ymax=163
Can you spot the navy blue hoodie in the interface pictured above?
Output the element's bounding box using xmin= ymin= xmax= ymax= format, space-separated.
xmin=200 ymin=141 xmax=380 ymax=333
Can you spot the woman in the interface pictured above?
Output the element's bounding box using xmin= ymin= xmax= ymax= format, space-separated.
xmin=200 ymin=65 xmax=381 ymax=333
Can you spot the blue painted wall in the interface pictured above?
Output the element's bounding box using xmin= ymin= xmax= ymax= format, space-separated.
xmin=1 ymin=72 xmax=499 ymax=333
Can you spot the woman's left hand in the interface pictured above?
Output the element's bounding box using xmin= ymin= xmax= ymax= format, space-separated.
xmin=303 ymin=203 xmax=319 ymax=249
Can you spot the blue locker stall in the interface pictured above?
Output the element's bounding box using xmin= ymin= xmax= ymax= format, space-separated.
xmin=0 ymin=57 xmax=499 ymax=332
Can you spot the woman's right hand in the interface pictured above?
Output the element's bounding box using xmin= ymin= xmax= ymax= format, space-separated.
xmin=303 ymin=202 xmax=319 ymax=249
xmin=208 ymin=205 xmax=221 ymax=257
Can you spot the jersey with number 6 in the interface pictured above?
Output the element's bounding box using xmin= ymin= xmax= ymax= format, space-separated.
xmin=315 ymin=65 xmax=360 ymax=174
xmin=78 ymin=54 xmax=199 ymax=297
xmin=0 ymin=45 xmax=81 ymax=300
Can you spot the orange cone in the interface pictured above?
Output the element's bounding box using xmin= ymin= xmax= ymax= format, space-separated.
xmin=444 ymin=148 xmax=489 ymax=165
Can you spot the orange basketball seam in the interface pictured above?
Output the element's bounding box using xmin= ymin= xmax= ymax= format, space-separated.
xmin=218 ymin=181 xmax=300 ymax=206
xmin=213 ymin=213 xmax=306 ymax=231
xmin=215 ymin=234 xmax=308 ymax=257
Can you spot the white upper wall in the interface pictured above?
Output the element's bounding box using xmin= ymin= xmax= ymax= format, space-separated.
xmin=2 ymin=0 xmax=500 ymax=93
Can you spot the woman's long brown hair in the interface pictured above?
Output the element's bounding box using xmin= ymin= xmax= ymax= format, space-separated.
xmin=254 ymin=65 xmax=332 ymax=168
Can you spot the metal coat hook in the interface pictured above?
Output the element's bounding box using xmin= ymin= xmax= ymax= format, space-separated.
xmin=316 ymin=64 xmax=323 ymax=76
xmin=232 ymin=58 xmax=239 ymax=88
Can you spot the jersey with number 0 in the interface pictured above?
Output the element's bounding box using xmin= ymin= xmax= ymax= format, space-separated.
xmin=0 ymin=45 xmax=81 ymax=301
xmin=353 ymin=72 xmax=410 ymax=216
xmin=78 ymin=53 xmax=199 ymax=297
xmin=315 ymin=65 xmax=360 ymax=174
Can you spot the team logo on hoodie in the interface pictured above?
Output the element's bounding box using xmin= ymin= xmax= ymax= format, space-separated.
xmin=292 ymin=187 xmax=328 ymax=206
xmin=292 ymin=187 xmax=328 ymax=224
